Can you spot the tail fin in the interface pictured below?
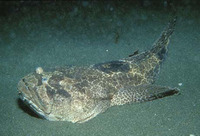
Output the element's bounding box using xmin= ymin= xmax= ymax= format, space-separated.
xmin=150 ymin=16 xmax=177 ymax=61
xmin=125 ymin=15 xmax=177 ymax=64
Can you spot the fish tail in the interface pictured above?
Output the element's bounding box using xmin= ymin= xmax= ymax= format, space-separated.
xmin=150 ymin=16 xmax=177 ymax=61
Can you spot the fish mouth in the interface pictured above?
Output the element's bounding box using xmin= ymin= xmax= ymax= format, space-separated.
xmin=17 ymin=79 xmax=52 ymax=119
xmin=18 ymin=91 xmax=47 ymax=118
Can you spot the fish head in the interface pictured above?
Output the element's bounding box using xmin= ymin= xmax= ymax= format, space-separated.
xmin=18 ymin=71 xmax=55 ymax=120
xmin=18 ymin=68 xmax=104 ymax=123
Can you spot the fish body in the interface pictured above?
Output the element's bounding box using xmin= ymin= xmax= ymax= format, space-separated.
xmin=18 ymin=16 xmax=179 ymax=123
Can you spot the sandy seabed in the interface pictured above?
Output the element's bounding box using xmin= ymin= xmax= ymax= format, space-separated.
xmin=0 ymin=1 xmax=199 ymax=136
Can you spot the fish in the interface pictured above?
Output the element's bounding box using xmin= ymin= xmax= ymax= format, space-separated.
xmin=18 ymin=16 xmax=179 ymax=123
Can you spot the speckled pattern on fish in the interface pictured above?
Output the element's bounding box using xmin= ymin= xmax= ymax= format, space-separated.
xmin=18 ymin=16 xmax=179 ymax=123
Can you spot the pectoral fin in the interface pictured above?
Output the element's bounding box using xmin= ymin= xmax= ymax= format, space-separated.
xmin=111 ymin=84 xmax=179 ymax=106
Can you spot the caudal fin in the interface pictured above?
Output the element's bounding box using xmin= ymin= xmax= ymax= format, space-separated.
xmin=150 ymin=16 xmax=177 ymax=61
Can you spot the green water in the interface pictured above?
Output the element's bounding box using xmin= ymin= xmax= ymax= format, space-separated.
xmin=0 ymin=1 xmax=199 ymax=136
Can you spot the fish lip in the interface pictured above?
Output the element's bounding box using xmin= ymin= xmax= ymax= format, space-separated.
xmin=18 ymin=91 xmax=26 ymax=101
xmin=19 ymin=92 xmax=48 ymax=119
xmin=18 ymin=80 xmax=51 ymax=119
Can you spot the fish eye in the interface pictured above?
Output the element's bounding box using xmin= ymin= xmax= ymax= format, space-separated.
xmin=42 ymin=77 xmax=48 ymax=84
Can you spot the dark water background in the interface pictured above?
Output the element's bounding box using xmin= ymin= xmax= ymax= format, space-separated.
xmin=0 ymin=1 xmax=199 ymax=136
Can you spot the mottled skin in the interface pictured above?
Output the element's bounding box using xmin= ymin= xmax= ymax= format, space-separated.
xmin=18 ymin=16 xmax=179 ymax=123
